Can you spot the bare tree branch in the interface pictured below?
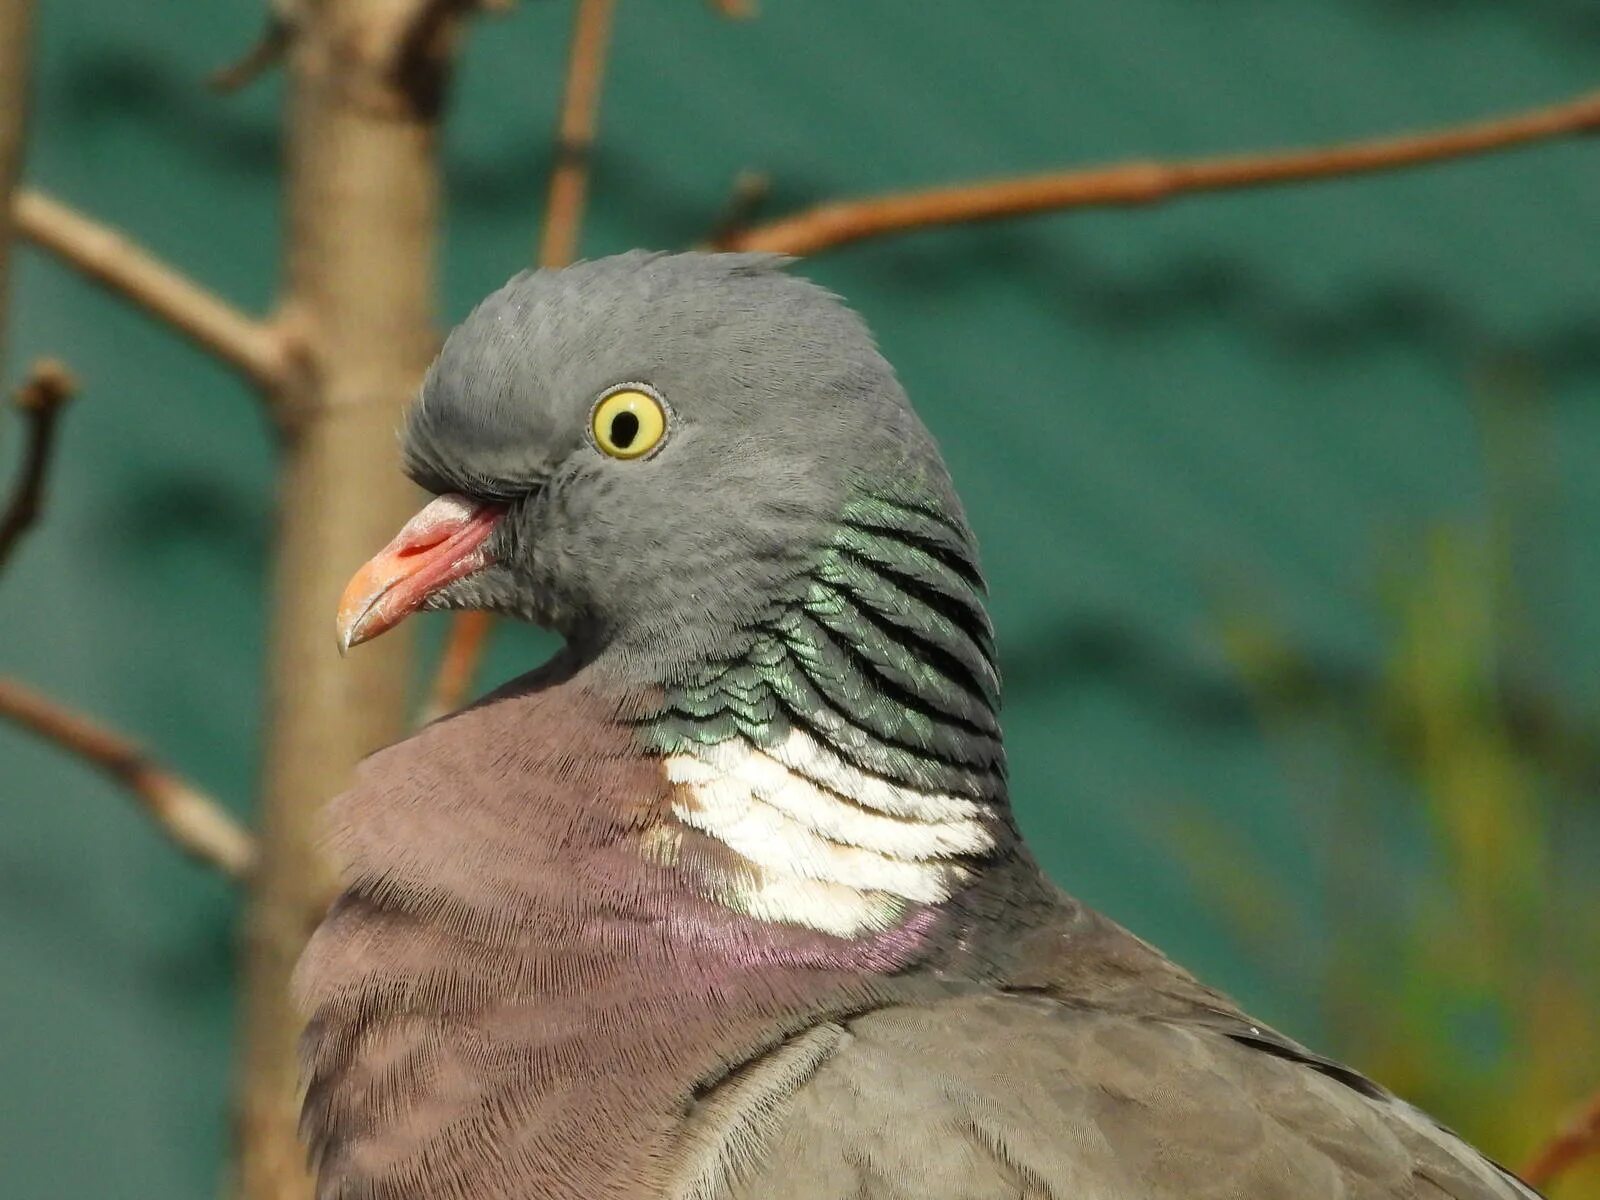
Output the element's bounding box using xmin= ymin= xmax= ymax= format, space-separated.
xmin=12 ymin=189 xmax=289 ymax=391
xmin=209 ymin=15 xmax=293 ymax=94
xmin=705 ymin=169 xmax=771 ymax=245
xmin=426 ymin=611 xmax=494 ymax=722
xmin=426 ymin=0 xmax=617 ymax=723
xmin=1521 ymin=1090 xmax=1600 ymax=1189
xmin=718 ymin=86 xmax=1600 ymax=256
xmin=0 ymin=0 xmax=39 ymax=383
xmin=235 ymin=0 xmax=491 ymax=1190
xmin=0 ymin=676 xmax=256 ymax=879
xmin=0 ymin=358 xmax=74 ymax=572
xmin=537 ymin=0 xmax=617 ymax=268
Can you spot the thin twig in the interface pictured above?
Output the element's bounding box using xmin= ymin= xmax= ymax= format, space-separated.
xmin=426 ymin=612 xmax=494 ymax=722
xmin=0 ymin=677 xmax=256 ymax=879
xmin=1521 ymin=1090 xmax=1600 ymax=1189
xmin=12 ymin=189 xmax=288 ymax=390
xmin=537 ymin=0 xmax=616 ymax=268
xmin=0 ymin=0 xmax=39 ymax=383
xmin=425 ymin=0 xmax=618 ymax=723
xmin=0 ymin=358 xmax=75 ymax=573
xmin=718 ymin=86 xmax=1600 ymax=256
xmin=208 ymin=14 xmax=293 ymax=94
xmin=704 ymin=169 xmax=771 ymax=245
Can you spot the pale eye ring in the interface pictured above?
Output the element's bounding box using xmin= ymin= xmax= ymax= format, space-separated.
xmin=589 ymin=384 xmax=669 ymax=460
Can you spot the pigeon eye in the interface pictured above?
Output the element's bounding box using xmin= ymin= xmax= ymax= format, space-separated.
xmin=590 ymin=387 xmax=668 ymax=460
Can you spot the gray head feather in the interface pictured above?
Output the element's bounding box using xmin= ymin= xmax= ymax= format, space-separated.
xmin=407 ymin=251 xmax=973 ymax=677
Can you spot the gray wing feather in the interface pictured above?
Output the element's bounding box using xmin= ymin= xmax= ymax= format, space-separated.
xmin=667 ymin=994 xmax=1536 ymax=1200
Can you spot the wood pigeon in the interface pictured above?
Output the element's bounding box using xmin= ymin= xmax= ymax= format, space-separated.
xmin=301 ymin=251 xmax=1537 ymax=1199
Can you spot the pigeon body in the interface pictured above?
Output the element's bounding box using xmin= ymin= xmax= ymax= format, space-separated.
xmin=301 ymin=252 xmax=1537 ymax=1199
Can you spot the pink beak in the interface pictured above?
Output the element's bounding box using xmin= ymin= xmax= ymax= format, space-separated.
xmin=336 ymin=493 xmax=505 ymax=653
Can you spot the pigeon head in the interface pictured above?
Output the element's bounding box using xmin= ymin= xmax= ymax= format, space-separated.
xmin=336 ymin=250 xmax=1008 ymax=941
xmin=337 ymin=251 xmax=982 ymax=679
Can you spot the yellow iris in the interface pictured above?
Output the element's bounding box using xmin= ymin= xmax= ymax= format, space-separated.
xmin=590 ymin=388 xmax=668 ymax=460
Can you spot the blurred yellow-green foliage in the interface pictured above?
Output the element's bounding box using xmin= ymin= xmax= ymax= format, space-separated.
xmin=1214 ymin=372 xmax=1600 ymax=1196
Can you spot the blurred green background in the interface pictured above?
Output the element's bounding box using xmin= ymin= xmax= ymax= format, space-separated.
xmin=2 ymin=1 xmax=1598 ymax=1196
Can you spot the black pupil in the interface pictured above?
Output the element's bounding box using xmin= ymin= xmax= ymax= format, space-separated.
xmin=609 ymin=410 xmax=640 ymax=448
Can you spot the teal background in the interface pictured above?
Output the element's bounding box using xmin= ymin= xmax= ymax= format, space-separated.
xmin=3 ymin=2 xmax=1598 ymax=1196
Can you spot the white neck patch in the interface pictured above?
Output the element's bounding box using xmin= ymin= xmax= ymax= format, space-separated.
xmin=651 ymin=728 xmax=995 ymax=937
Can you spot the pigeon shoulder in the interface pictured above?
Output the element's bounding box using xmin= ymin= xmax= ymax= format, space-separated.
xmin=663 ymin=988 xmax=1537 ymax=1200
xmin=655 ymin=892 xmax=1536 ymax=1200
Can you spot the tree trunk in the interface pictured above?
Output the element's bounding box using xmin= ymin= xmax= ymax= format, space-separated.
xmin=0 ymin=0 xmax=38 ymax=378
xmin=234 ymin=3 xmax=454 ymax=1196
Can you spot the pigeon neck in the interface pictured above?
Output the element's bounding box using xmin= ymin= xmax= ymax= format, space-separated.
xmin=623 ymin=484 xmax=1015 ymax=939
